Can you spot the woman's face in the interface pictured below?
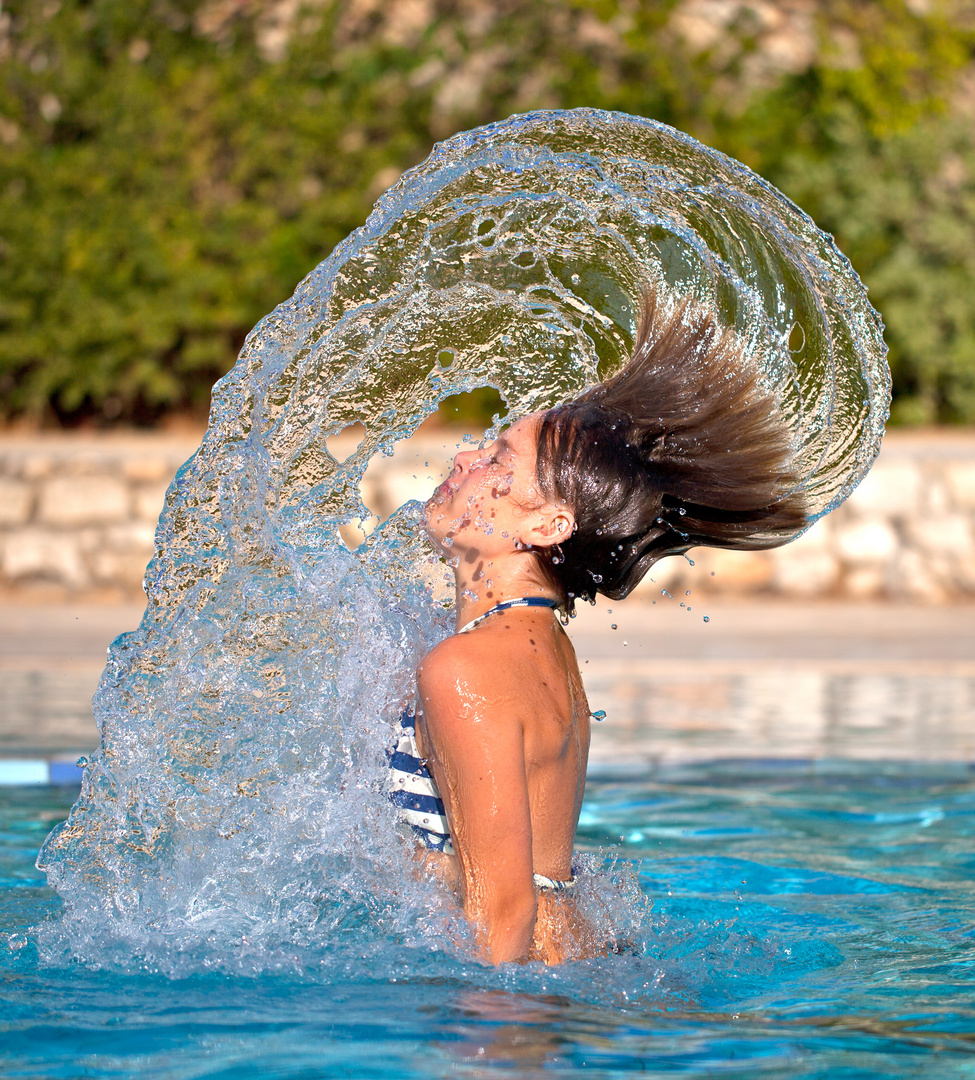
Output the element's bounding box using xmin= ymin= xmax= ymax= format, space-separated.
xmin=424 ymin=414 xmax=553 ymax=556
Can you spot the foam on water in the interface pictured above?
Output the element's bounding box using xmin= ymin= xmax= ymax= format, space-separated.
xmin=35 ymin=109 xmax=888 ymax=977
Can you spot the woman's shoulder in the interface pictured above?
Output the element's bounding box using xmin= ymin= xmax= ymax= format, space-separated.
xmin=418 ymin=632 xmax=491 ymax=692
xmin=418 ymin=628 xmax=525 ymax=710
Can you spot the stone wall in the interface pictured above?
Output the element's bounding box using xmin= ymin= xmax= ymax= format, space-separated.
xmin=0 ymin=432 xmax=200 ymax=602
xmin=1 ymin=428 xmax=973 ymax=602
xmin=677 ymin=432 xmax=975 ymax=603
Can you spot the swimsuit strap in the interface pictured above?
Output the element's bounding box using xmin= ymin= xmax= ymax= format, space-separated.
xmin=456 ymin=596 xmax=559 ymax=636
xmin=533 ymin=872 xmax=576 ymax=893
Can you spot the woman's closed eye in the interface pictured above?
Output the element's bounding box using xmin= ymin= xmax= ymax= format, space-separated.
xmin=472 ymin=448 xmax=504 ymax=470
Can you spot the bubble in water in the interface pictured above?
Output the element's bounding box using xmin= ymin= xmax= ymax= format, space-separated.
xmin=36 ymin=108 xmax=887 ymax=975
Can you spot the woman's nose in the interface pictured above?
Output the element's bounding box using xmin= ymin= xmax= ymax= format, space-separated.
xmin=453 ymin=447 xmax=477 ymax=472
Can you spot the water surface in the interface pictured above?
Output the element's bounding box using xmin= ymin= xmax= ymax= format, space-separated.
xmin=5 ymin=761 xmax=975 ymax=1078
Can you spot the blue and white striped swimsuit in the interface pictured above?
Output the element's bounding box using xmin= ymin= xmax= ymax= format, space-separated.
xmin=387 ymin=597 xmax=576 ymax=893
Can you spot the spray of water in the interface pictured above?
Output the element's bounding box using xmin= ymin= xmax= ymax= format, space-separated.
xmin=35 ymin=109 xmax=888 ymax=977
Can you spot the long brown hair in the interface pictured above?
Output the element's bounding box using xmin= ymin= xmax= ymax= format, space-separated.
xmin=535 ymin=291 xmax=809 ymax=610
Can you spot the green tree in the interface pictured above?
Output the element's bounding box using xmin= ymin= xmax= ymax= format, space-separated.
xmin=1 ymin=0 xmax=973 ymax=425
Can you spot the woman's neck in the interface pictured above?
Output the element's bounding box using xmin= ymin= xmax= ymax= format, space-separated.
xmin=451 ymin=561 xmax=558 ymax=633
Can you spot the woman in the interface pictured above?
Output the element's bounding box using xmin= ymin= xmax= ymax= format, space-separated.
xmin=389 ymin=293 xmax=809 ymax=964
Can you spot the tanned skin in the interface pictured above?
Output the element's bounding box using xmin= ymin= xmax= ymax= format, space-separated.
xmin=417 ymin=416 xmax=593 ymax=964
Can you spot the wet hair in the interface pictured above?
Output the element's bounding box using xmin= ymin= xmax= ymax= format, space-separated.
xmin=534 ymin=291 xmax=809 ymax=611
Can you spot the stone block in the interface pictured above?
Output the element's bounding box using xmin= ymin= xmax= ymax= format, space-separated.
xmin=123 ymin=457 xmax=171 ymax=482
xmin=785 ymin=521 xmax=831 ymax=552
xmin=951 ymin=553 xmax=975 ymax=593
xmin=38 ymin=475 xmax=129 ymax=526
xmin=891 ymin=549 xmax=950 ymax=603
xmin=944 ymin=462 xmax=975 ymax=511
xmin=923 ymin=477 xmax=951 ymax=516
xmin=844 ymin=566 xmax=885 ymax=600
xmin=134 ymin=482 xmax=170 ymax=523
xmin=904 ymin=514 xmax=972 ymax=558
xmin=358 ymin=476 xmax=390 ymax=520
xmin=700 ymin=548 xmax=774 ymax=591
xmin=1 ymin=528 xmax=87 ymax=587
xmin=771 ymin=548 xmax=839 ymax=597
xmin=833 ymin=518 xmax=899 ymax=565
xmin=90 ymin=548 xmax=151 ymax=588
xmin=62 ymin=453 xmax=110 ymax=477
xmin=20 ymin=455 xmax=53 ymax=480
xmin=382 ymin=468 xmax=443 ymax=509
xmin=847 ymin=460 xmax=921 ymax=517
xmin=0 ymin=478 xmax=33 ymax=527
xmin=633 ymin=556 xmax=683 ymax=596
xmin=105 ymin=522 xmax=157 ymax=550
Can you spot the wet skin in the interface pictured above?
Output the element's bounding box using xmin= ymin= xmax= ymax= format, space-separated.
xmin=415 ymin=416 xmax=595 ymax=964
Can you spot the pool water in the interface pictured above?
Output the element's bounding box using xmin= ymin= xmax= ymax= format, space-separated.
xmin=4 ymin=760 xmax=975 ymax=1079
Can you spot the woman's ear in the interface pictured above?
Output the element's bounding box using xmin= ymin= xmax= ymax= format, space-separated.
xmin=526 ymin=507 xmax=575 ymax=550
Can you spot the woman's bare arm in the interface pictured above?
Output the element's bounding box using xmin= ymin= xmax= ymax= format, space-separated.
xmin=417 ymin=637 xmax=537 ymax=964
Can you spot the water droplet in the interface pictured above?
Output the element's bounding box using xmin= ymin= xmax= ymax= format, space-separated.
xmin=591 ymin=709 xmax=606 ymax=721
xmin=76 ymin=756 xmax=88 ymax=768
xmin=703 ymin=615 xmax=710 ymax=623
xmin=610 ymin=623 xmax=617 ymax=630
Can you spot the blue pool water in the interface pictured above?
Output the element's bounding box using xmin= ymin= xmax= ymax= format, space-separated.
xmin=4 ymin=760 xmax=975 ymax=1079
xmin=0 ymin=109 xmax=899 ymax=1075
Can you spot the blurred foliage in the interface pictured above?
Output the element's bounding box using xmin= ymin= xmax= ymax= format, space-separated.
xmin=0 ymin=0 xmax=973 ymax=425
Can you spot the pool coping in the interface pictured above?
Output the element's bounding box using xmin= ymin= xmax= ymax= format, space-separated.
xmin=0 ymin=754 xmax=87 ymax=786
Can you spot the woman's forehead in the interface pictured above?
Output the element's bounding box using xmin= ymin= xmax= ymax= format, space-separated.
xmin=497 ymin=413 xmax=541 ymax=450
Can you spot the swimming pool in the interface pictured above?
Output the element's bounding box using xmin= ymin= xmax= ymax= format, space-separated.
xmin=4 ymin=758 xmax=974 ymax=1079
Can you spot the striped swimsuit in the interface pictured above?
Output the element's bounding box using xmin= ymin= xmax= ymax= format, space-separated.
xmin=387 ymin=597 xmax=576 ymax=893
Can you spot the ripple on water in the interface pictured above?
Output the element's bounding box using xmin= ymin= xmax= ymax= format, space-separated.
xmin=6 ymin=762 xmax=975 ymax=1077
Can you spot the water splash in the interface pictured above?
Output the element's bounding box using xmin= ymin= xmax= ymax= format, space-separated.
xmin=36 ymin=109 xmax=888 ymax=974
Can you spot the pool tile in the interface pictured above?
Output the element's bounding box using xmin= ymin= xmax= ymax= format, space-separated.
xmin=0 ymin=760 xmax=49 ymax=785
xmin=49 ymin=760 xmax=85 ymax=785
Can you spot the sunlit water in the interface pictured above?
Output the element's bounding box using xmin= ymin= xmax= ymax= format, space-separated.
xmin=11 ymin=108 xmax=899 ymax=1073
xmin=5 ymin=761 xmax=975 ymax=1078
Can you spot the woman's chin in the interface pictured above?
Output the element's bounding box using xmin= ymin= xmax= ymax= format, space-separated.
xmin=422 ymin=504 xmax=449 ymax=550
